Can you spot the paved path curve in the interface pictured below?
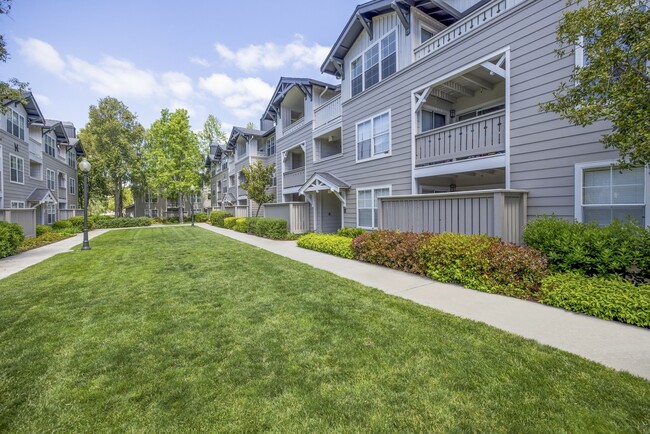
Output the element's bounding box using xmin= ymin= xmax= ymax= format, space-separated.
xmin=1 ymin=224 xmax=648 ymax=380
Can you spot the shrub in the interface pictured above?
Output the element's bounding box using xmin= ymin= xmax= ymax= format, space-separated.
xmin=0 ymin=221 xmax=25 ymax=258
xmin=250 ymin=218 xmax=288 ymax=240
xmin=52 ymin=219 xmax=73 ymax=230
xmin=93 ymin=215 xmax=115 ymax=221
xmin=36 ymin=225 xmax=52 ymax=237
xmin=165 ymin=217 xmax=179 ymax=224
xmin=540 ymin=273 xmax=650 ymax=328
xmin=352 ymin=231 xmax=433 ymax=275
xmin=68 ymin=216 xmax=85 ymax=230
xmin=17 ymin=231 xmax=73 ymax=253
xmin=420 ymin=233 xmax=548 ymax=299
xmin=94 ymin=217 xmax=153 ymax=229
xmin=297 ymin=233 xmax=354 ymax=259
xmin=234 ymin=218 xmax=249 ymax=233
xmin=194 ymin=212 xmax=208 ymax=223
xmin=337 ymin=227 xmax=367 ymax=239
xmin=210 ymin=211 xmax=233 ymax=228
xmin=223 ymin=217 xmax=238 ymax=230
xmin=523 ymin=216 xmax=650 ymax=283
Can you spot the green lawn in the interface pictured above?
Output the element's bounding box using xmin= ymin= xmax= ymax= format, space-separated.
xmin=0 ymin=227 xmax=648 ymax=433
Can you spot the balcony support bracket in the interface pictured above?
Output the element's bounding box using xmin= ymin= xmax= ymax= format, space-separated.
xmin=356 ymin=11 xmax=373 ymax=40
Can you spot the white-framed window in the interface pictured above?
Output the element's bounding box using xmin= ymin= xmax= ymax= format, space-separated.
xmin=420 ymin=25 xmax=435 ymax=44
xmin=69 ymin=178 xmax=76 ymax=195
xmin=356 ymin=111 xmax=391 ymax=162
xmin=350 ymin=30 xmax=397 ymax=97
xmin=6 ymin=109 xmax=25 ymax=140
xmin=357 ymin=186 xmax=391 ymax=229
xmin=69 ymin=205 xmax=76 ymax=210
xmin=58 ymin=172 xmax=66 ymax=189
xmin=266 ymin=137 xmax=276 ymax=157
xmin=10 ymin=154 xmax=24 ymax=184
xmin=421 ymin=108 xmax=446 ymax=132
xmin=575 ymin=161 xmax=648 ymax=227
xmin=44 ymin=135 xmax=56 ymax=157
xmin=10 ymin=201 xmax=25 ymax=209
xmin=68 ymin=149 xmax=77 ymax=168
xmin=46 ymin=203 xmax=57 ymax=225
xmin=47 ymin=169 xmax=56 ymax=191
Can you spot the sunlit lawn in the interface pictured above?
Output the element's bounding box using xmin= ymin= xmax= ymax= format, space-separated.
xmin=0 ymin=227 xmax=648 ymax=433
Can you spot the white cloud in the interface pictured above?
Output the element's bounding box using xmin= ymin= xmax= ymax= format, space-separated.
xmin=198 ymin=74 xmax=274 ymax=121
xmin=162 ymin=72 xmax=194 ymax=100
xmin=215 ymin=34 xmax=330 ymax=72
xmin=16 ymin=38 xmax=66 ymax=75
xmin=190 ymin=57 xmax=210 ymax=67
xmin=33 ymin=93 xmax=51 ymax=106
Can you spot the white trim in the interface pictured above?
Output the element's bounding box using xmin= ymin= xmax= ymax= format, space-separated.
xmin=46 ymin=169 xmax=56 ymax=191
xmin=413 ymin=154 xmax=506 ymax=179
xmin=356 ymin=184 xmax=392 ymax=229
xmin=504 ymin=48 xmax=511 ymax=188
xmin=9 ymin=153 xmax=25 ymax=185
xmin=355 ymin=109 xmax=392 ymax=163
xmin=349 ymin=28 xmax=399 ymax=98
xmin=10 ymin=200 xmax=26 ymax=209
xmin=574 ymin=160 xmax=649 ymax=227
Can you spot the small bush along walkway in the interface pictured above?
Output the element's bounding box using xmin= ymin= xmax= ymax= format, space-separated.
xmin=296 ymin=222 xmax=650 ymax=328
xmin=0 ymin=227 xmax=648 ymax=432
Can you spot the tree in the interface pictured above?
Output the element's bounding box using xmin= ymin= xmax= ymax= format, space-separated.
xmin=541 ymin=0 xmax=650 ymax=168
xmin=245 ymin=121 xmax=256 ymax=130
xmin=145 ymin=108 xmax=202 ymax=223
xmin=79 ymin=97 xmax=145 ymax=217
xmin=0 ymin=0 xmax=28 ymax=109
xmin=197 ymin=114 xmax=228 ymax=151
xmin=241 ymin=160 xmax=275 ymax=217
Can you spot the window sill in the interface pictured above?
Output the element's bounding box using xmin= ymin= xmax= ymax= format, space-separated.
xmin=314 ymin=153 xmax=344 ymax=164
xmin=355 ymin=151 xmax=392 ymax=164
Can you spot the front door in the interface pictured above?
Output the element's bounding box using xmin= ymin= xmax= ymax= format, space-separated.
xmin=319 ymin=192 xmax=342 ymax=234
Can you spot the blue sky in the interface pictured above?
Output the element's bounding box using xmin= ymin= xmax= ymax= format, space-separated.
xmin=2 ymin=0 xmax=354 ymax=133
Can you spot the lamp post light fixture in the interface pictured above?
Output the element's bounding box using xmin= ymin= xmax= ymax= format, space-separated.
xmin=79 ymin=158 xmax=92 ymax=250
xmin=190 ymin=185 xmax=195 ymax=227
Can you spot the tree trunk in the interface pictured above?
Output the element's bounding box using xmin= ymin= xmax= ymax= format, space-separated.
xmin=179 ymin=191 xmax=184 ymax=223
xmin=255 ymin=203 xmax=262 ymax=217
xmin=114 ymin=181 xmax=122 ymax=217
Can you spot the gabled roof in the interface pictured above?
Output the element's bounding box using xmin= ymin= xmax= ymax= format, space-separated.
xmin=26 ymin=188 xmax=57 ymax=204
xmin=38 ymin=119 xmax=71 ymax=146
xmin=71 ymin=137 xmax=85 ymax=156
xmin=4 ymin=92 xmax=45 ymax=123
xmin=299 ymin=172 xmax=350 ymax=196
xmin=262 ymin=77 xmax=340 ymax=122
xmin=321 ymin=0 xmax=487 ymax=76
xmin=226 ymin=126 xmax=268 ymax=151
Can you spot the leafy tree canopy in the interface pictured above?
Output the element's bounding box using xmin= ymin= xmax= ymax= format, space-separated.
xmin=241 ymin=160 xmax=275 ymax=217
xmin=1 ymin=0 xmax=28 ymax=109
xmin=542 ymin=0 xmax=650 ymax=167
xmin=197 ymin=114 xmax=228 ymax=151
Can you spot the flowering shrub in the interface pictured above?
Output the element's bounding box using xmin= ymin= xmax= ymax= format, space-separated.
xmin=352 ymin=231 xmax=433 ymax=275
xmin=297 ymin=234 xmax=354 ymax=259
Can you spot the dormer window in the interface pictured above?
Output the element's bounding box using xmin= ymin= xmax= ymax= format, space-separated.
xmin=44 ymin=135 xmax=56 ymax=157
xmin=6 ymin=109 xmax=25 ymax=140
xmin=351 ymin=30 xmax=397 ymax=97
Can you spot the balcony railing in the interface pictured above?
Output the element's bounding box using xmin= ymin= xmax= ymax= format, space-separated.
xmin=313 ymin=95 xmax=341 ymax=132
xmin=415 ymin=110 xmax=505 ymax=167
xmin=284 ymin=117 xmax=305 ymax=136
xmin=414 ymin=0 xmax=510 ymax=61
xmin=29 ymin=139 xmax=42 ymax=162
xmin=283 ymin=167 xmax=306 ymax=189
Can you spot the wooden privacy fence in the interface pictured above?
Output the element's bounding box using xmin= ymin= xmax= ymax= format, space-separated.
xmin=0 ymin=208 xmax=37 ymax=238
xmin=264 ymin=202 xmax=311 ymax=234
xmin=224 ymin=205 xmax=249 ymax=218
xmin=378 ymin=189 xmax=528 ymax=244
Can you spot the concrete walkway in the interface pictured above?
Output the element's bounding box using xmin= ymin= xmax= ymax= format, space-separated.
xmin=1 ymin=224 xmax=648 ymax=380
xmin=197 ymin=223 xmax=650 ymax=381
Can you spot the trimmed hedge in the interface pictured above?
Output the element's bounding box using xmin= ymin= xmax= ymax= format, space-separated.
xmin=210 ymin=211 xmax=233 ymax=228
xmin=194 ymin=212 xmax=208 ymax=223
xmin=523 ymin=216 xmax=650 ymax=284
xmin=540 ymin=273 xmax=650 ymax=328
xmin=249 ymin=218 xmax=288 ymax=240
xmin=223 ymin=217 xmax=238 ymax=230
xmin=297 ymin=233 xmax=354 ymax=259
xmin=94 ymin=217 xmax=153 ymax=229
xmin=420 ymin=233 xmax=549 ymax=299
xmin=352 ymin=231 xmax=433 ymax=275
xmin=337 ymin=227 xmax=367 ymax=238
xmin=233 ymin=217 xmax=250 ymax=233
xmin=52 ymin=219 xmax=73 ymax=230
xmin=36 ymin=225 xmax=52 ymax=237
xmin=0 ymin=221 xmax=25 ymax=258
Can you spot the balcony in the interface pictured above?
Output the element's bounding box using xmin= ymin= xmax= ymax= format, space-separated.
xmin=313 ymin=95 xmax=341 ymax=134
xmin=415 ymin=110 xmax=505 ymax=167
xmin=29 ymin=139 xmax=42 ymax=162
xmin=283 ymin=167 xmax=306 ymax=189
xmin=414 ymin=0 xmax=514 ymax=61
xmin=284 ymin=117 xmax=305 ymax=136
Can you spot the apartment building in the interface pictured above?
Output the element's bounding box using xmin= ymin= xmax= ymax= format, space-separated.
xmin=208 ymin=0 xmax=648 ymax=239
xmin=0 ymin=92 xmax=83 ymax=235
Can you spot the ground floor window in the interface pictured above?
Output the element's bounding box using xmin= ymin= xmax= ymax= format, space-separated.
xmin=357 ymin=186 xmax=391 ymax=229
xmin=10 ymin=201 xmax=25 ymax=209
xmin=47 ymin=203 xmax=57 ymax=225
xmin=576 ymin=162 xmax=647 ymax=226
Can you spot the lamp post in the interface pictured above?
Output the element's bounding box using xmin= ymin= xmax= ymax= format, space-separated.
xmin=79 ymin=158 xmax=91 ymax=250
xmin=190 ymin=185 xmax=195 ymax=227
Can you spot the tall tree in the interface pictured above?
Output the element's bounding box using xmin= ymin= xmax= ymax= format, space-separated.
xmin=145 ymin=108 xmax=202 ymax=223
xmin=245 ymin=121 xmax=256 ymax=130
xmin=197 ymin=114 xmax=228 ymax=150
xmin=241 ymin=160 xmax=275 ymax=217
xmin=79 ymin=97 xmax=145 ymax=217
xmin=541 ymin=0 xmax=650 ymax=167
xmin=1 ymin=0 xmax=28 ymax=108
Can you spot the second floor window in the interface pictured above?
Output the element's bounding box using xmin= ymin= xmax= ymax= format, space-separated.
xmin=351 ymin=30 xmax=397 ymax=97
xmin=47 ymin=169 xmax=55 ymax=190
xmin=6 ymin=109 xmax=25 ymax=140
xmin=357 ymin=111 xmax=390 ymax=161
xmin=68 ymin=150 xmax=77 ymax=168
xmin=44 ymin=135 xmax=56 ymax=157
xmin=10 ymin=155 xmax=24 ymax=184
xmin=69 ymin=178 xmax=76 ymax=195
